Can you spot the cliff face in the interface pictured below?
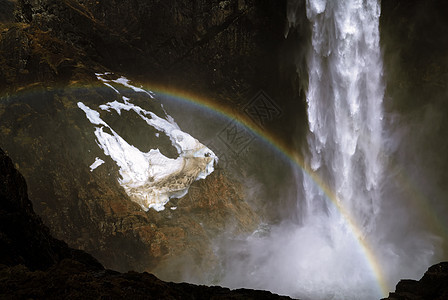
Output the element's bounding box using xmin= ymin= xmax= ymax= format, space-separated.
xmin=0 ymin=147 xmax=103 ymax=270
xmin=380 ymin=0 xmax=448 ymax=256
xmin=383 ymin=262 xmax=448 ymax=300
xmin=0 ymin=0 xmax=15 ymax=23
xmin=381 ymin=0 xmax=448 ymax=112
xmin=1 ymin=0 xmax=272 ymax=280
xmin=3 ymin=141 xmax=447 ymax=300
xmin=6 ymin=0 xmax=291 ymax=99
xmin=0 ymin=148 xmax=290 ymax=299
xmin=2 ymin=0 xmax=447 ymax=297
xmin=0 ymin=83 xmax=261 ymax=279
xmin=3 ymin=0 xmax=307 ymax=142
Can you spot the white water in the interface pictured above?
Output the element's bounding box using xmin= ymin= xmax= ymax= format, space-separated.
xmin=219 ymin=1 xmax=439 ymax=299
xmin=301 ymin=0 xmax=385 ymax=297
xmin=220 ymin=2 xmax=385 ymax=298
xmin=278 ymin=0 xmax=438 ymax=298
xmin=305 ymin=0 xmax=384 ymax=233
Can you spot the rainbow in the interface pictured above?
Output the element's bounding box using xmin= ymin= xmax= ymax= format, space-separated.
xmin=136 ymin=83 xmax=390 ymax=296
xmin=2 ymin=80 xmax=389 ymax=296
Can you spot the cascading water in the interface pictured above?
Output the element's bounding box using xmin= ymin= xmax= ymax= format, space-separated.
xmin=221 ymin=1 xmax=386 ymax=299
xmin=304 ymin=0 xmax=384 ymax=234
xmin=219 ymin=0 xmax=441 ymax=299
xmin=299 ymin=0 xmax=386 ymax=297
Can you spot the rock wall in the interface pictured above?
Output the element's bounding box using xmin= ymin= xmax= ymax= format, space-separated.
xmin=0 ymin=147 xmax=103 ymax=270
xmin=0 ymin=0 xmax=299 ymax=278
xmin=0 ymin=148 xmax=290 ymax=299
xmin=0 ymin=85 xmax=263 ymax=279
xmin=383 ymin=262 xmax=448 ymax=300
xmin=4 ymin=0 xmax=308 ymax=144
xmin=380 ymin=0 xmax=448 ymax=256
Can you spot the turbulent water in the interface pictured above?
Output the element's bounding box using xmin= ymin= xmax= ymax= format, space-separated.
xmin=299 ymin=0 xmax=385 ymax=297
xmin=219 ymin=1 xmax=441 ymax=299
xmin=304 ymin=0 xmax=384 ymax=233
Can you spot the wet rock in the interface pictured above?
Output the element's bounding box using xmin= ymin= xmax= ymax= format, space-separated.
xmin=1 ymin=0 xmax=296 ymax=288
xmin=0 ymin=148 xmax=103 ymax=271
xmin=9 ymin=0 xmax=305 ymax=147
xmin=383 ymin=262 xmax=448 ymax=300
xmin=0 ymin=83 xmax=259 ymax=280
xmin=0 ymin=148 xmax=292 ymax=299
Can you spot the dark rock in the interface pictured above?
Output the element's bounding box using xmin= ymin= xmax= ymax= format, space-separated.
xmin=0 ymin=0 xmax=15 ymax=23
xmin=1 ymin=0 xmax=284 ymax=280
xmin=381 ymin=0 xmax=448 ymax=113
xmin=382 ymin=262 xmax=448 ymax=300
xmin=0 ymin=82 xmax=260 ymax=280
xmin=0 ymin=148 xmax=292 ymax=299
xmin=0 ymin=147 xmax=103 ymax=271
xmin=380 ymin=0 xmax=448 ymax=257
xmin=7 ymin=0 xmax=307 ymax=148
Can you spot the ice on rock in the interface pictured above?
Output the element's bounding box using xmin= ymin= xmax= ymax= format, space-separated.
xmin=89 ymin=157 xmax=105 ymax=172
xmin=78 ymin=74 xmax=217 ymax=211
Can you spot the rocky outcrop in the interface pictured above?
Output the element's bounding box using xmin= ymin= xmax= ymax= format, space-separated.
xmin=382 ymin=262 xmax=448 ymax=300
xmin=6 ymin=144 xmax=448 ymax=300
xmin=8 ymin=0 xmax=291 ymax=99
xmin=0 ymin=0 xmax=15 ymax=23
xmin=0 ymin=148 xmax=291 ymax=299
xmin=380 ymin=0 xmax=448 ymax=256
xmin=0 ymin=148 xmax=103 ymax=271
xmin=1 ymin=264 xmax=292 ymax=299
xmin=0 ymin=79 xmax=260 ymax=280
xmin=2 ymin=0 xmax=307 ymax=144
xmin=1 ymin=0 xmax=287 ymax=281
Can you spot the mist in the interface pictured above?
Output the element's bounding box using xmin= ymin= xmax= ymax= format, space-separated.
xmin=139 ymin=1 xmax=448 ymax=299
xmin=201 ymin=1 xmax=448 ymax=299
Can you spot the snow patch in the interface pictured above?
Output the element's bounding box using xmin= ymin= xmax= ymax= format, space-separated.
xmin=95 ymin=73 xmax=155 ymax=98
xmin=78 ymin=74 xmax=217 ymax=211
xmin=90 ymin=157 xmax=105 ymax=172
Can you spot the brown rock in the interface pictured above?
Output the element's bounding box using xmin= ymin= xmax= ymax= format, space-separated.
xmin=0 ymin=148 xmax=292 ymax=299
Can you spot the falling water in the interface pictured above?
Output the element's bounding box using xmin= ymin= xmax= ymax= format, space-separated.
xmin=304 ymin=0 xmax=384 ymax=233
xmin=301 ymin=0 xmax=386 ymax=297
xmin=218 ymin=0 xmax=441 ymax=299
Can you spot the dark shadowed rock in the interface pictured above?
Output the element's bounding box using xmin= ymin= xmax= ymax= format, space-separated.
xmin=0 ymin=0 xmax=15 ymax=23
xmin=382 ymin=262 xmax=448 ymax=300
xmin=0 ymin=147 xmax=103 ymax=271
xmin=380 ymin=0 xmax=448 ymax=257
xmin=0 ymin=148 xmax=292 ymax=299
xmin=1 ymin=0 xmax=278 ymax=280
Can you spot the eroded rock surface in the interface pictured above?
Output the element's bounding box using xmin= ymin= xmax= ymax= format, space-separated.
xmin=383 ymin=262 xmax=448 ymax=300
xmin=0 ymin=83 xmax=260 ymax=279
xmin=0 ymin=148 xmax=291 ymax=299
xmin=0 ymin=0 xmax=285 ymax=279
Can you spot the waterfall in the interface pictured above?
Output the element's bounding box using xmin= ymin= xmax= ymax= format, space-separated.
xmin=220 ymin=1 xmax=440 ymax=299
xmin=301 ymin=0 xmax=386 ymax=297
xmin=220 ymin=1 xmax=388 ymax=299
xmin=304 ymin=0 xmax=384 ymax=234
xmin=286 ymin=0 xmax=388 ymax=298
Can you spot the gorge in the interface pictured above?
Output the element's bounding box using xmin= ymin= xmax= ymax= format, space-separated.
xmin=1 ymin=0 xmax=448 ymax=299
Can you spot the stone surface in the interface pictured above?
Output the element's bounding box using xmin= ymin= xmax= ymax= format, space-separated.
xmin=0 ymin=84 xmax=260 ymax=279
xmin=0 ymin=0 xmax=15 ymax=23
xmin=380 ymin=0 xmax=448 ymax=256
xmin=3 ymin=0 xmax=308 ymax=145
xmin=0 ymin=0 xmax=287 ymax=279
xmin=2 ymin=0 xmax=447 ymax=298
xmin=0 ymin=147 xmax=104 ymax=271
xmin=382 ymin=262 xmax=448 ymax=300
xmin=0 ymin=148 xmax=291 ymax=299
